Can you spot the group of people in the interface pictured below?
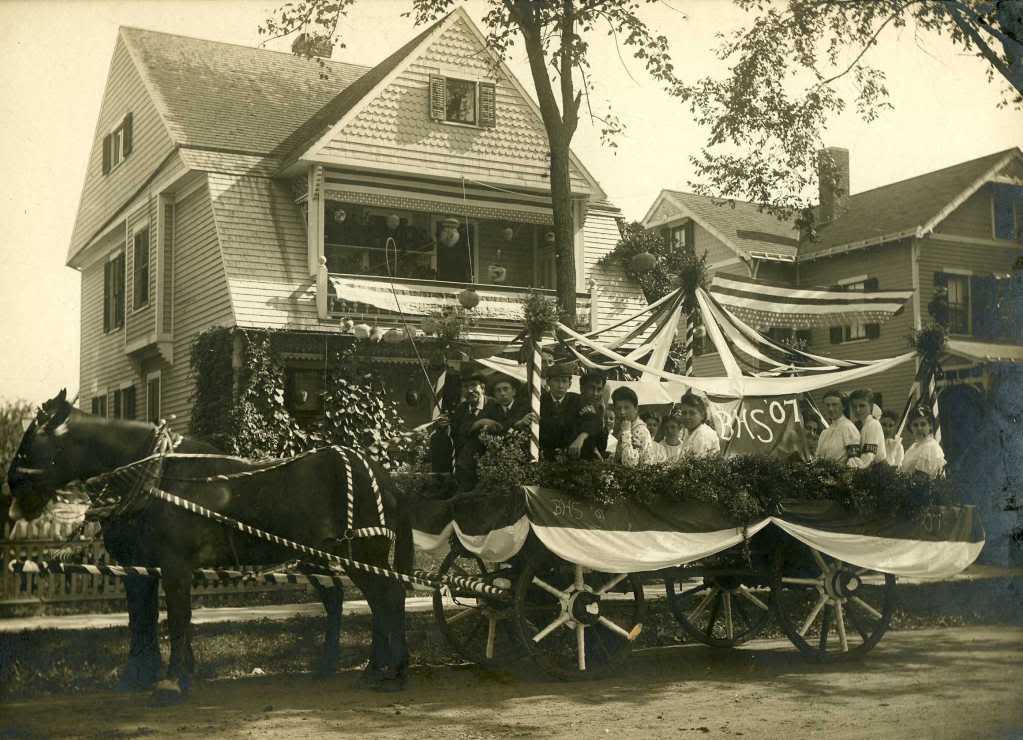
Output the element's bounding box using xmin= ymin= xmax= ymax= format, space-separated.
xmin=430 ymin=364 xmax=723 ymax=491
xmin=429 ymin=368 xmax=946 ymax=493
xmin=803 ymin=388 xmax=946 ymax=477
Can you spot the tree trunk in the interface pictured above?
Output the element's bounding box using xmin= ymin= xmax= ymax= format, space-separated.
xmin=549 ymin=145 xmax=577 ymax=326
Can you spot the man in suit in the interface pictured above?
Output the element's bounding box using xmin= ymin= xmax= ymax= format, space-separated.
xmin=571 ymin=370 xmax=608 ymax=460
xmin=539 ymin=363 xmax=582 ymax=460
xmin=436 ymin=374 xmax=489 ymax=491
xmin=476 ymin=375 xmax=530 ymax=434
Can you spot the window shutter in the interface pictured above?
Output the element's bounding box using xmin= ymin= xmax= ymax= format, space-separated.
xmin=103 ymin=261 xmax=112 ymax=332
xmin=102 ymin=134 xmax=112 ymax=174
xmin=114 ymin=254 xmax=126 ymax=328
xmin=829 ymin=326 xmax=843 ymax=344
xmin=865 ymin=323 xmax=881 ymax=339
xmin=124 ymin=387 xmax=136 ymax=421
xmin=864 ymin=277 xmax=879 ymax=292
xmin=122 ymin=113 xmax=133 ymax=156
xmin=478 ymin=82 xmax=496 ymax=128
xmin=429 ymin=75 xmax=447 ymax=120
xmin=970 ymin=275 xmax=997 ymax=340
xmin=933 ymin=271 xmax=948 ymax=288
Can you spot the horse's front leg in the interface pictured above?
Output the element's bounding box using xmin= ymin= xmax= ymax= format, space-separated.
xmin=118 ymin=575 xmax=161 ymax=691
xmin=300 ymin=562 xmax=345 ymax=675
xmin=154 ymin=568 xmax=194 ymax=703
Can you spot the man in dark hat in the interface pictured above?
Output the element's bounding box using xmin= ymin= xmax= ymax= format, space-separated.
xmin=539 ymin=362 xmax=582 ymax=459
xmin=570 ymin=370 xmax=608 ymax=460
xmin=476 ymin=375 xmax=530 ymax=434
xmin=436 ymin=373 xmax=490 ymax=491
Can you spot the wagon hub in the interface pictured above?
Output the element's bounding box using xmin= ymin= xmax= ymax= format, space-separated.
xmin=825 ymin=566 xmax=860 ymax=600
xmin=570 ymin=590 xmax=602 ymax=626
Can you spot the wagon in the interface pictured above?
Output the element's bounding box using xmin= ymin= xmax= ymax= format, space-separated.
xmin=412 ymin=484 xmax=984 ymax=678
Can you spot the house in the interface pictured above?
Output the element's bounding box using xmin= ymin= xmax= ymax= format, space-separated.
xmin=643 ymin=147 xmax=1023 ymax=535
xmin=68 ymin=8 xmax=648 ymax=432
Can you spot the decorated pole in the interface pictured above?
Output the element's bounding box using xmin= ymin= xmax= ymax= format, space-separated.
xmin=684 ymin=305 xmax=696 ymax=376
xmin=527 ymin=334 xmax=543 ymax=462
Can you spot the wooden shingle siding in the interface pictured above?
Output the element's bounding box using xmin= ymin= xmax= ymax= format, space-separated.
xmin=583 ymin=208 xmax=648 ymax=343
xmin=797 ymin=241 xmax=916 ymax=409
xmin=317 ymin=16 xmax=592 ymax=194
xmin=206 ymin=174 xmax=316 ymax=329
xmin=125 ymin=198 xmax=157 ymax=343
xmin=78 ymin=227 xmax=137 ymax=414
xmin=68 ymin=36 xmax=176 ymax=260
xmin=161 ymin=182 xmax=234 ymax=432
xmin=938 ymin=186 xmax=994 ymax=238
xmin=693 ymin=223 xmax=740 ymax=267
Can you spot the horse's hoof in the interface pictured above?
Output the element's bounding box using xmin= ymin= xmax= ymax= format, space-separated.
xmin=149 ymin=679 xmax=188 ymax=706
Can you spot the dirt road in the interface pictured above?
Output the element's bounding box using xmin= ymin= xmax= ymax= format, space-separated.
xmin=2 ymin=626 xmax=1021 ymax=739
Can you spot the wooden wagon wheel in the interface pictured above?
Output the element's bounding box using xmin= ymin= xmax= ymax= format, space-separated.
xmin=770 ymin=541 xmax=895 ymax=662
xmin=431 ymin=546 xmax=517 ymax=667
xmin=664 ymin=569 xmax=773 ymax=648
xmin=512 ymin=558 xmax=645 ymax=680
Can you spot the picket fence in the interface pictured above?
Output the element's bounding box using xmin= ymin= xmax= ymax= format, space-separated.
xmin=0 ymin=508 xmax=308 ymax=609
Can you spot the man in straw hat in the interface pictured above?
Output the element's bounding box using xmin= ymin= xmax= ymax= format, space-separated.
xmin=539 ymin=361 xmax=582 ymax=459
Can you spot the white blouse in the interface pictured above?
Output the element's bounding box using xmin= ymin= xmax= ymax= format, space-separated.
xmin=660 ymin=440 xmax=684 ymax=463
xmin=885 ymin=438 xmax=905 ymax=468
xmin=616 ymin=420 xmax=666 ymax=467
xmin=816 ymin=416 xmax=860 ymax=464
xmin=900 ymin=436 xmax=946 ymax=478
xmin=680 ymin=424 xmax=721 ymax=459
xmin=848 ymin=415 xmax=887 ymax=468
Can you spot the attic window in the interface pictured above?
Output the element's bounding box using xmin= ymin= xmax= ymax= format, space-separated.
xmin=429 ymin=75 xmax=496 ymax=128
xmin=102 ymin=113 xmax=134 ymax=174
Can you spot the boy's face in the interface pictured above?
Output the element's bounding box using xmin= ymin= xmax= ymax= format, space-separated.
xmin=880 ymin=416 xmax=897 ymax=438
xmin=613 ymin=399 xmax=637 ymax=422
xmin=547 ymin=376 xmax=571 ymax=397
xmin=580 ymin=379 xmax=605 ymax=404
xmin=850 ymin=398 xmax=872 ymax=422
xmin=804 ymin=419 xmax=821 ymax=443
xmin=644 ymin=416 xmax=660 ymax=436
xmin=663 ymin=418 xmax=682 ymax=441
xmin=493 ymin=381 xmax=516 ymax=405
xmin=463 ymin=381 xmax=484 ymax=404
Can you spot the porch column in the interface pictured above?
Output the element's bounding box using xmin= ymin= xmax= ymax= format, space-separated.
xmin=307 ymin=165 xmax=325 ymax=276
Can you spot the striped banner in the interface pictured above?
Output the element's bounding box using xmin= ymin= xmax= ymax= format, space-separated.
xmin=684 ymin=306 xmax=696 ymax=376
xmin=709 ymin=274 xmax=914 ymax=328
xmin=527 ymin=338 xmax=542 ymax=462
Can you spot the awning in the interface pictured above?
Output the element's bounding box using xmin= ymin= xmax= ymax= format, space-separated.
xmin=944 ymin=339 xmax=1023 ymax=364
xmin=329 ymin=275 xmax=526 ymax=321
xmin=709 ymin=273 xmax=914 ymax=328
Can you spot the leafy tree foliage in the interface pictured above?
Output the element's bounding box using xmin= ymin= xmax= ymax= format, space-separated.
xmin=598 ymin=221 xmax=707 ymax=303
xmin=676 ymin=0 xmax=1023 ymax=232
xmin=260 ymin=0 xmax=684 ymax=325
xmin=0 ymin=399 xmax=34 ymax=525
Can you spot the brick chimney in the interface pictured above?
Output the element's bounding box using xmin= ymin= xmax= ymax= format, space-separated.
xmin=818 ymin=147 xmax=850 ymax=224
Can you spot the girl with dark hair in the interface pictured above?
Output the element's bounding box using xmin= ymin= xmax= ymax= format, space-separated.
xmin=900 ymin=406 xmax=946 ymax=478
xmin=611 ymin=386 xmax=665 ymax=467
xmin=879 ymin=409 xmax=905 ymax=468
xmin=677 ymin=390 xmax=721 ymax=459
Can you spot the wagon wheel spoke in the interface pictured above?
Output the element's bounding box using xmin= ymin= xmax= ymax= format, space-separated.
xmin=445 ymin=605 xmax=477 ymax=626
xmin=846 ymin=601 xmax=872 ymax=641
xmin=799 ymin=593 xmax=829 ymax=637
xmin=835 ymin=601 xmax=849 ymax=653
xmin=811 ymin=549 xmax=829 ymax=573
xmin=574 ymin=564 xmax=586 ymax=592
xmin=738 ymin=585 xmax=769 ymax=611
xmin=679 ymin=582 xmax=711 ymax=598
xmin=533 ymin=612 xmax=571 ymax=643
xmin=576 ymin=623 xmax=586 ymax=671
xmin=723 ymin=592 xmax=735 ymax=641
xmin=705 ymin=591 xmax=723 ymax=639
xmin=782 ymin=577 xmax=822 ymax=587
xmin=485 ymin=614 xmax=498 ymax=660
xmin=818 ymin=604 xmax=832 ymax=652
xmin=532 ymin=576 xmax=569 ymax=600
xmin=596 ymin=615 xmax=634 ymax=641
xmin=733 ymin=594 xmax=753 ymax=631
xmin=596 ymin=573 xmax=628 ymax=595
xmin=688 ymin=586 xmax=719 ymax=622
xmin=850 ymin=595 xmax=884 ymax=622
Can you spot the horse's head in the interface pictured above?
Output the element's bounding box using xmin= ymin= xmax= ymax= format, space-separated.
xmin=7 ymin=389 xmax=76 ymax=521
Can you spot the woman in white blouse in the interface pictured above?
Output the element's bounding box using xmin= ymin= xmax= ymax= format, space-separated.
xmin=900 ymin=406 xmax=946 ymax=478
xmin=612 ymin=387 xmax=665 ymax=467
xmin=815 ymin=390 xmax=860 ymax=463
xmin=846 ymin=388 xmax=887 ymax=468
xmin=879 ymin=409 xmax=905 ymax=468
xmin=677 ymin=390 xmax=721 ymax=459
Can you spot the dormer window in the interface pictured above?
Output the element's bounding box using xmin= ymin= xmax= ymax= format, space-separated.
xmin=102 ymin=113 xmax=134 ymax=174
xmin=429 ymin=75 xmax=496 ymax=128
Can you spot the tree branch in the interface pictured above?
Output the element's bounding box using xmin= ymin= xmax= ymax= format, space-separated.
xmin=816 ymin=6 xmax=903 ymax=87
xmin=947 ymin=0 xmax=1023 ymax=95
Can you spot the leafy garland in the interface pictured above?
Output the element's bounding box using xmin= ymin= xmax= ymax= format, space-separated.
xmin=523 ymin=292 xmax=559 ymax=338
xmin=400 ymin=428 xmax=957 ymax=525
xmin=190 ymin=327 xmax=415 ymax=467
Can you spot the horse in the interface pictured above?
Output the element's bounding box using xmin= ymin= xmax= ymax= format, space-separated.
xmin=6 ymin=390 xmax=413 ymax=701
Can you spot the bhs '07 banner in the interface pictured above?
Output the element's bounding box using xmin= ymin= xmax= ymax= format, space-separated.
xmin=709 ymin=396 xmax=811 ymax=461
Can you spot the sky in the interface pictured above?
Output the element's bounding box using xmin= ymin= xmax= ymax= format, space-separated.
xmin=0 ymin=0 xmax=1020 ymax=405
